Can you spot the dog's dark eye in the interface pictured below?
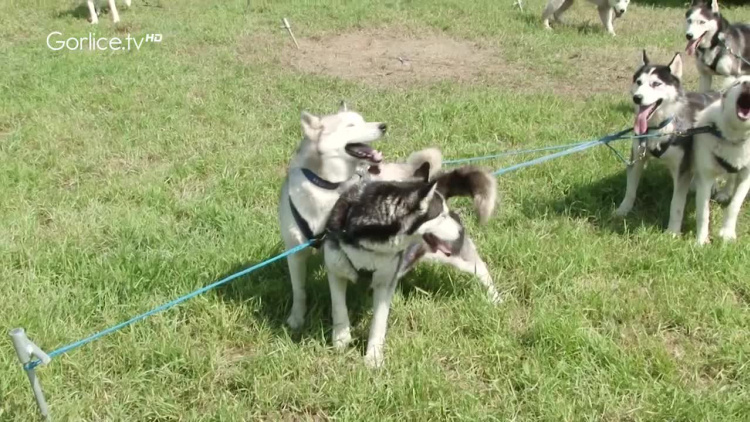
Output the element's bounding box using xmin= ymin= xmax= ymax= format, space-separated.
xmin=687 ymin=19 xmax=692 ymax=24
xmin=651 ymin=81 xmax=662 ymax=88
xmin=347 ymin=124 xmax=355 ymax=128
xmin=636 ymin=80 xmax=642 ymax=86
xmin=699 ymin=20 xmax=706 ymax=25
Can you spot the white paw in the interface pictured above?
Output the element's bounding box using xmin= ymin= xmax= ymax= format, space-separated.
xmin=608 ymin=30 xmax=617 ymax=36
xmin=487 ymin=289 xmax=503 ymax=305
xmin=286 ymin=312 xmax=305 ymax=330
xmin=614 ymin=205 xmax=631 ymax=217
xmin=332 ymin=328 xmax=352 ymax=350
xmin=665 ymin=228 xmax=681 ymax=238
xmin=543 ymin=20 xmax=552 ymax=30
xmin=719 ymin=228 xmax=737 ymax=242
xmin=364 ymin=350 xmax=384 ymax=369
xmin=696 ymin=236 xmax=710 ymax=246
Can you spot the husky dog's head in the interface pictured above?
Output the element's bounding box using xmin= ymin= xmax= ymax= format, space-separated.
xmin=685 ymin=0 xmax=721 ymax=56
xmin=631 ymin=51 xmax=683 ymax=135
xmin=608 ymin=0 xmax=629 ymax=18
xmin=300 ymin=102 xmax=387 ymax=166
xmin=404 ymin=182 xmax=464 ymax=256
xmin=720 ymin=77 xmax=750 ymax=129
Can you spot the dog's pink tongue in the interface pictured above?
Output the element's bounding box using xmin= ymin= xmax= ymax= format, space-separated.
xmin=436 ymin=241 xmax=452 ymax=256
xmin=686 ymin=39 xmax=699 ymax=56
xmin=634 ymin=104 xmax=654 ymax=135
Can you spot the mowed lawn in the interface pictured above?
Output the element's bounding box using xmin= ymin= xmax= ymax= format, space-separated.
xmin=3 ymin=0 xmax=750 ymax=420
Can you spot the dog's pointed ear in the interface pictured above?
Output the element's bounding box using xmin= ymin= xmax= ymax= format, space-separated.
xmin=711 ymin=0 xmax=719 ymax=13
xmin=301 ymin=111 xmax=322 ymax=142
xmin=669 ymin=53 xmax=683 ymax=79
xmin=413 ymin=162 xmax=431 ymax=182
xmin=641 ymin=49 xmax=650 ymax=67
xmin=339 ymin=101 xmax=348 ymax=113
xmin=417 ymin=181 xmax=439 ymax=210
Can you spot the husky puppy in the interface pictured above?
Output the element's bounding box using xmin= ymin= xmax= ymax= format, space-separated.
xmin=323 ymin=167 xmax=496 ymax=367
xmin=366 ymin=148 xmax=501 ymax=302
xmin=279 ymin=104 xmax=386 ymax=329
xmin=86 ymin=0 xmax=131 ymax=24
xmin=542 ymin=0 xmax=630 ymax=36
xmin=616 ymin=51 xmax=720 ymax=234
xmin=685 ymin=0 xmax=750 ymax=92
xmin=690 ymin=77 xmax=750 ymax=245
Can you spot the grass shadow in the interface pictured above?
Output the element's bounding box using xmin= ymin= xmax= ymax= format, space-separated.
xmin=214 ymin=245 xmax=474 ymax=348
xmin=57 ymin=4 xmax=93 ymax=21
xmin=522 ymin=164 xmax=682 ymax=234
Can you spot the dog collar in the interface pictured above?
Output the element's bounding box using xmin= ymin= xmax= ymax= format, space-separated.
xmin=650 ymin=116 xmax=674 ymax=132
xmin=301 ymin=168 xmax=340 ymax=190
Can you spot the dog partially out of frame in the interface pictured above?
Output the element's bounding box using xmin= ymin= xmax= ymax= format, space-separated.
xmin=690 ymin=77 xmax=750 ymax=245
xmin=616 ymin=51 xmax=720 ymax=234
xmin=279 ymin=103 xmax=387 ymax=329
xmin=86 ymin=0 xmax=131 ymax=24
xmin=323 ymin=166 xmax=497 ymax=367
xmin=685 ymin=0 xmax=750 ymax=92
xmin=542 ymin=0 xmax=630 ymax=36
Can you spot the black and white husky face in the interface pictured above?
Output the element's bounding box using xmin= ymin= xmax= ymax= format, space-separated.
xmin=685 ymin=0 xmax=720 ymax=56
xmin=631 ymin=51 xmax=683 ymax=135
xmin=300 ymin=103 xmax=387 ymax=164
xmin=721 ymin=77 xmax=750 ymax=127
xmin=608 ymin=0 xmax=630 ymax=18
xmin=408 ymin=182 xmax=463 ymax=256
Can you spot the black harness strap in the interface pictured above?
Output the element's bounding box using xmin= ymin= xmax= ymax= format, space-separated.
xmin=715 ymin=155 xmax=742 ymax=174
xmin=288 ymin=169 xmax=342 ymax=248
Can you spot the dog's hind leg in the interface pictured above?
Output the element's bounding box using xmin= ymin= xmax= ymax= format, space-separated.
xmin=87 ymin=0 xmax=99 ymax=24
xmin=542 ymin=0 xmax=566 ymax=29
xmin=695 ymin=174 xmax=714 ymax=245
xmin=108 ymin=0 xmax=120 ymax=23
xmin=554 ymin=0 xmax=574 ymax=23
xmin=124 ymin=0 xmax=132 ymax=6
xmin=598 ymin=5 xmax=616 ymax=36
xmin=667 ymin=168 xmax=692 ymax=235
xmin=719 ymin=169 xmax=750 ymax=242
xmin=615 ymin=145 xmax=645 ymax=216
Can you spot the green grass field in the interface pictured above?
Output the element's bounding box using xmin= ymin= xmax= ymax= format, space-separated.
xmin=3 ymin=0 xmax=750 ymax=420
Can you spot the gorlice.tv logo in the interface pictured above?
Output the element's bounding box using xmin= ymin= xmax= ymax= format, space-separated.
xmin=47 ymin=32 xmax=162 ymax=51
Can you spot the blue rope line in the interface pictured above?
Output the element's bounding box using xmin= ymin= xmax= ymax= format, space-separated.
xmin=25 ymin=241 xmax=313 ymax=370
xmin=443 ymin=140 xmax=593 ymax=165
xmin=492 ymin=127 xmax=635 ymax=176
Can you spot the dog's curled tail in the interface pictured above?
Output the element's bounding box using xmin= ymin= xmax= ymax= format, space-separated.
xmin=435 ymin=166 xmax=497 ymax=224
xmin=407 ymin=148 xmax=443 ymax=179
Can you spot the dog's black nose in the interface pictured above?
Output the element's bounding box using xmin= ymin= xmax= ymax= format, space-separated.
xmin=378 ymin=123 xmax=387 ymax=133
xmin=633 ymin=95 xmax=642 ymax=105
xmin=686 ymin=33 xmax=694 ymax=41
xmin=618 ymin=9 xmax=625 ymax=14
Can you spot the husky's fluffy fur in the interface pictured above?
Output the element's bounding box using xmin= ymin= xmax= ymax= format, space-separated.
xmin=689 ymin=77 xmax=750 ymax=245
xmin=542 ymin=0 xmax=630 ymax=36
xmin=323 ymin=166 xmax=496 ymax=367
xmin=685 ymin=0 xmax=750 ymax=92
xmin=616 ymin=51 xmax=720 ymax=234
xmin=86 ymin=0 xmax=131 ymax=24
xmin=279 ymin=104 xmax=387 ymax=329
xmin=366 ymin=149 xmax=501 ymax=302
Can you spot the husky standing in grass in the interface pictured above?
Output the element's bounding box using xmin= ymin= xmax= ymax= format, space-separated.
xmin=279 ymin=104 xmax=387 ymax=329
xmin=616 ymin=51 xmax=720 ymax=234
xmin=685 ymin=0 xmax=750 ymax=92
xmin=322 ymin=166 xmax=496 ymax=367
xmin=542 ymin=0 xmax=630 ymax=36
xmin=689 ymin=77 xmax=750 ymax=245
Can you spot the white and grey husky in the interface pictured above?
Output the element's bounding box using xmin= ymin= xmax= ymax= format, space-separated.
xmin=690 ymin=77 xmax=750 ymax=245
xmin=323 ymin=166 xmax=497 ymax=367
xmin=279 ymin=106 xmax=501 ymax=331
xmin=542 ymin=0 xmax=630 ymax=36
xmin=86 ymin=0 xmax=131 ymax=24
xmin=616 ymin=51 xmax=720 ymax=234
xmin=685 ymin=0 xmax=750 ymax=92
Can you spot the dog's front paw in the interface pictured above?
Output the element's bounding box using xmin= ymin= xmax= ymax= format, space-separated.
xmin=665 ymin=227 xmax=682 ymax=238
xmin=332 ymin=328 xmax=352 ymax=350
xmin=696 ymin=235 xmax=711 ymax=246
xmin=614 ymin=205 xmax=631 ymax=217
xmin=286 ymin=313 xmax=305 ymax=330
xmin=719 ymin=227 xmax=737 ymax=242
xmin=487 ymin=288 xmax=503 ymax=305
xmin=543 ymin=20 xmax=552 ymax=30
xmin=364 ymin=350 xmax=384 ymax=369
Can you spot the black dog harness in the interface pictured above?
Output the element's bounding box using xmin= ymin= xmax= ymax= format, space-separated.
xmin=705 ymin=126 xmax=747 ymax=174
xmin=288 ymin=169 xmax=341 ymax=248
